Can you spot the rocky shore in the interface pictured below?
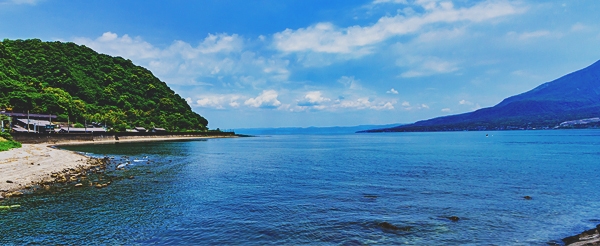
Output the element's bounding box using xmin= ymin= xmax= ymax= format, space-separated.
xmin=0 ymin=136 xmax=233 ymax=200
xmin=563 ymin=225 xmax=600 ymax=245
xmin=0 ymin=144 xmax=109 ymax=199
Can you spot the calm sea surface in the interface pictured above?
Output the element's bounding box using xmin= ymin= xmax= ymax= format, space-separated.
xmin=2 ymin=130 xmax=600 ymax=245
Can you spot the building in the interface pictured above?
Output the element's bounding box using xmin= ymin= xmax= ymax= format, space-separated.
xmin=14 ymin=118 xmax=57 ymax=133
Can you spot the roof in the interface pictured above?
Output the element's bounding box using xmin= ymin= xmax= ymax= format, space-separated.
xmin=1 ymin=112 xmax=57 ymax=119
xmin=16 ymin=118 xmax=52 ymax=126
xmin=12 ymin=126 xmax=29 ymax=132
xmin=59 ymin=127 xmax=106 ymax=133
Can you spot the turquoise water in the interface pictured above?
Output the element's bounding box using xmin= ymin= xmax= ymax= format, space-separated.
xmin=2 ymin=130 xmax=600 ymax=244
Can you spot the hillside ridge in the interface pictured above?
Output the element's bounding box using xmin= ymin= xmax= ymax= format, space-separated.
xmin=0 ymin=39 xmax=207 ymax=131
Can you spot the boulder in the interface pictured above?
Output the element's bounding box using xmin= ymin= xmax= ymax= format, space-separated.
xmin=449 ymin=216 xmax=460 ymax=222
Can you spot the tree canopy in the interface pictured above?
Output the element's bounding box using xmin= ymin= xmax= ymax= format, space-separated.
xmin=0 ymin=39 xmax=208 ymax=131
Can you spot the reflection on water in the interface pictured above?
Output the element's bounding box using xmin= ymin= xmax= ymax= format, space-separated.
xmin=2 ymin=131 xmax=600 ymax=244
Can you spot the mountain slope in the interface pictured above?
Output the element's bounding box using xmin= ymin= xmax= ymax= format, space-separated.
xmin=0 ymin=39 xmax=207 ymax=131
xmin=363 ymin=60 xmax=600 ymax=132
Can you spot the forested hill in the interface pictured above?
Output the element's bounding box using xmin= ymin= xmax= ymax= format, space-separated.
xmin=0 ymin=39 xmax=207 ymax=131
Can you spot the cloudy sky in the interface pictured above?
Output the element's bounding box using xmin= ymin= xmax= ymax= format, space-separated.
xmin=2 ymin=0 xmax=600 ymax=129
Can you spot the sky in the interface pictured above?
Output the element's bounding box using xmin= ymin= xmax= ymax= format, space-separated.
xmin=2 ymin=0 xmax=600 ymax=129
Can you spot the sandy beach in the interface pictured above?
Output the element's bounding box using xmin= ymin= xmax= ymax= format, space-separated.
xmin=0 ymin=144 xmax=90 ymax=193
xmin=0 ymin=136 xmax=236 ymax=195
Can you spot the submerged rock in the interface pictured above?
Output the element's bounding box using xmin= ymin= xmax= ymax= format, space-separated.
xmin=524 ymin=196 xmax=532 ymax=200
xmin=448 ymin=216 xmax=460 ymax=222
xmin=377 ymin=222 xmax=411 ymax=231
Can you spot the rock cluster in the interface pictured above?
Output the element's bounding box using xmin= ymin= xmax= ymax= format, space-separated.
xmin=0 ymin=156 xmax=110 ymax=199
xmin=563 ymin=224 xmax=600 ymax=245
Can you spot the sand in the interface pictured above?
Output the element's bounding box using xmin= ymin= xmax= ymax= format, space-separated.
xmin=0 ymin=144 xmax=89 ymax=192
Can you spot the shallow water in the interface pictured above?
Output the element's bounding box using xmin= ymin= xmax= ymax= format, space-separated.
xmin=2 ymin=130 xmax=600 ymax=244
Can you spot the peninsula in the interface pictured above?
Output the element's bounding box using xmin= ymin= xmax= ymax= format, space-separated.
xmin=361 ymin=60 xmax=600 ymax=132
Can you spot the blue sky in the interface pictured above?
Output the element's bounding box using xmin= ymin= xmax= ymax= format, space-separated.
xmin=2 ymin=0 xmax=600 ymax=129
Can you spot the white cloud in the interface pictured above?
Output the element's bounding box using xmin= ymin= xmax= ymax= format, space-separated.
xmin=571 ymin=23 xmax=588 ymax=32
xmin=2 ymin=0 xmax=40 ymax=5
xmin=75 ymin=32 xmax=160 ymax=59
xmin=298 ymin=91 xmax=331 ymax=106
xmin=338 ymin=76 xmax=362 ymax=90
xmin=338 ymin=98 xmax=395 ymax=110
xmin=507 ymin=30 xmax=554 ymax=40
xmin=190 ymin=94 xmax=244 ymax=109
xmin=459 ymin=99 xmax=473 ymax=105
xmin=273 ymin=1 xmax=524 ymax=54
xmin=399 ymin=56 xmax=459 ymax=77
xmin=373 ymin=0 xmax=407 ymax=4
xmin=441 ymin=108 xmax=451 ymax=112
xmin=421 ymin=104 xmax=429 ymax=109
xmin=245 ymin=90 xmax=282 ymax=108
xmin=73 ymin=32 xmax=290 ymax=87
xmin=402 ymin=101 xmax=410 ymax=107
xmin=387 ymin=88 xmax=399 ymax=94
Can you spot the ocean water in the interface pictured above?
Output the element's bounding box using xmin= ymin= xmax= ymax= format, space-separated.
xmin=2 ymin=130 xmax=600 ymax=245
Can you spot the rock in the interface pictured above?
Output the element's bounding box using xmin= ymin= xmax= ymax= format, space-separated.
xmin=378 ymin=222 xmax=400 ymax=230
xmin=0 ymin=195 xmax=4 ymax=200
xmin=74 ymin=183 xmax=83 ymax=187
xmin=448 ymin=216 xmax=460 ymax=222
xmin=127 ymin=176 xmax=135 ymax=179
xmin=95 ymin=184 xmax=103 ymax=189
xmin=524 ymin=196 xmax=532 ymax=200
xmin=6 ymin=180 xmax=13 ymax=183
xmin=7 ymin=191 xmax=23 ymax=197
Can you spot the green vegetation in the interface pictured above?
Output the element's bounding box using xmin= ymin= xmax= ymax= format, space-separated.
xmin=0 ymin=39 xmax=208 ymax=131
xmin=0 ymin=132 xmax=21 ymax=151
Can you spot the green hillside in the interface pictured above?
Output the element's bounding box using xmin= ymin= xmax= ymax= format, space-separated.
xmin=0 ymin=39 xmax=208 ymax=131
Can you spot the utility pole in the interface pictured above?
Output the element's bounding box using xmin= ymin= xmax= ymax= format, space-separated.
xmin=27 ymin=110 xmax=30 ymax=133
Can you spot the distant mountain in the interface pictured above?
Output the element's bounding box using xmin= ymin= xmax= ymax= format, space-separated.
xmin=362 ymin=60 xmax=600 ymax=132
xmin=236 ymin=124 xmax=403 ymax=135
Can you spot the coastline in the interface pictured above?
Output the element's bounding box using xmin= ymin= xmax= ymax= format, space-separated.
xmin=563 ymin=225 xmax=600 ymax=245
xmin=51 ymin=135 xmax=238 ymax=146
xmin=0 ymin=144 xmax=94 ymax=194
xmin=0 ymin=135 xmax=236 ymax=197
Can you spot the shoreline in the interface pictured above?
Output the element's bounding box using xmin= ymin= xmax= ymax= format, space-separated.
xmin=0 ymin=135 xmax=236 ymax=197
xmin=51 ymin=135 xmax=238 ymax=146
xmin=563 ymin=225 xmax=600 ymax=245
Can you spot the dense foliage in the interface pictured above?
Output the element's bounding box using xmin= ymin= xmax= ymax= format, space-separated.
xmin=0 ymin=39 xmax=208 ymax=131
xmin=0 ymin=132 xmax=21 ymax=151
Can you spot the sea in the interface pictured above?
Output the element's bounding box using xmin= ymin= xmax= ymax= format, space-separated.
xmin=2 ymin=130 xmax=600 ymax=245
